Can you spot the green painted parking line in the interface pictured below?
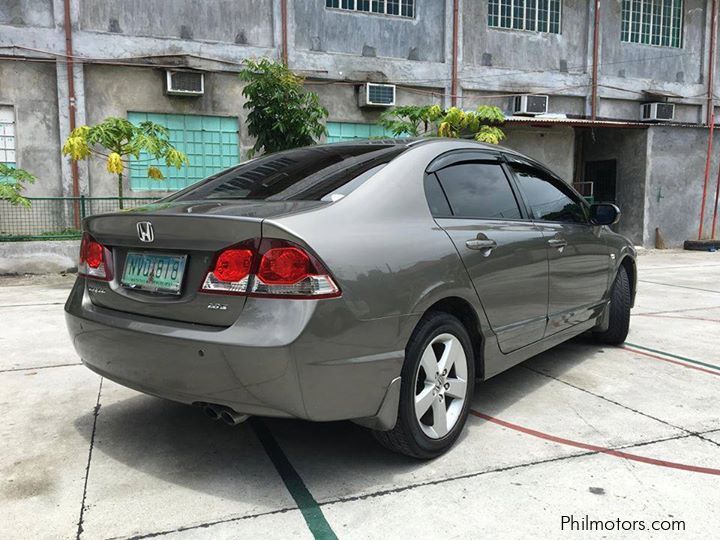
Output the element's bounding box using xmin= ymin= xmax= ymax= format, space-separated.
xmin=625 ymin=342 xmax=720 ymax=372
xmin=250 ymin=419 xmax=338 ymax=540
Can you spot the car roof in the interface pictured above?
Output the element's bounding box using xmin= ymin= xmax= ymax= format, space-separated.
xmin=317 ymin=137 xmax=524 ymax=157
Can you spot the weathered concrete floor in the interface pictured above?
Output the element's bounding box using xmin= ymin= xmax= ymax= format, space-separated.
xmin=2 ymin=251 xmax=719 ymax=539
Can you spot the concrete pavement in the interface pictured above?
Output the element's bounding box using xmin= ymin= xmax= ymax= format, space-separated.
xmin=2 ymin=250 xmax=719 ymax=539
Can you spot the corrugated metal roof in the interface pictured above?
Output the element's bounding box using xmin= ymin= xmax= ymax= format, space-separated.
xmin=503 ymin=115 xmax=704 ymax=129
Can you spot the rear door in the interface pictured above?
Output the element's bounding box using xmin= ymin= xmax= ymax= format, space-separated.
xmin=427 ymin=153 xmax=549 ymax=353
xmin=507 ymin=161 xmax=611 ymax=335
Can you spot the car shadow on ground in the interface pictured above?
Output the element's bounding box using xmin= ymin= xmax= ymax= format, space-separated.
xmin=72 ymin=337 xmax=605 ymax=501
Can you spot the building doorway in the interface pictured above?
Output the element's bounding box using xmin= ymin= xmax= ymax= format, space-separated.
xmin=584 ymin=159 xmax=617 ymax=203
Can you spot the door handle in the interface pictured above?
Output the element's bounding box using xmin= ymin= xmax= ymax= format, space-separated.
xmin=548 ymin=238 xmax=568 ymax=249
xmin=466 ymin=238 xmax=497 ymax=251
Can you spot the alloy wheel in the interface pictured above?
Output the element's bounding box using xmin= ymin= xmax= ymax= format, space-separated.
xmin=413 ymin=333 xmax=469 ymax=439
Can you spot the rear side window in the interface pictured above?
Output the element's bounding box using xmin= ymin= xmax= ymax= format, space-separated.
xmin=168 ymin=144 xmax=406 ymax=202
xmin=433 ymin=162 xmax=522 ymax=219
xmin=510 ymin=165 xmax=587 ymax=223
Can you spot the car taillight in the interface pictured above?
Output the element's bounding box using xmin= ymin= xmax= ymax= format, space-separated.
xmin=200 ymin=239 xmax=340 ymax=299
xmin=79 ymin=233 xmax=112 ymax=281
xmin=201 ymin=247 xmax=253 ymax=294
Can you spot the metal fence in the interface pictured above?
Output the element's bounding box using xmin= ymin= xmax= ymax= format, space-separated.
xmin=0 ymin=197 xmax=157 ymax=241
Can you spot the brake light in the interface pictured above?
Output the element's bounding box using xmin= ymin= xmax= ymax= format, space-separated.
xmin=200 ymin=239 xmax=340 ymax=298
xmin=79 ymin=233 xmax=112 ymax=281
xmin=257 ymin=247 xmax=310 ymax=285
xmin=202 ymin=247 xmax=253 ymax=294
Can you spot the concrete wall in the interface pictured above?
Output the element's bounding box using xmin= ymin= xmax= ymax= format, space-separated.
xmin=0 ymin=60 xmax=63 ymax=197
xmin=82 ymin=65 xmax=247 ymax=197
xmin=78 ymin=0 xmax=274 ymax=46
xmin=0 ymin=240 xmax=79 ymax=274
xmin=463 ymin=0 xmax=589 ymax=73
xmin=309 ymin=82 xmax=443 ymax=126
xmin=645 ymin=126 xmax=719 ymax=246
xmin=599 ymin=0 xmax=706 ymax=84
xmin=294 ymin=0 xmax=445 ymax=62
xmin=501 ymin=125 xmax=576 ymax=183
xmin=579 ymin=128 xmax=649 ymax=245
xmin=0 ymin=0 xmax=54 ymax=27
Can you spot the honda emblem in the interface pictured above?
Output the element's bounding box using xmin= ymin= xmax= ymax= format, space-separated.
xmin=136 ymin=221 xmax=154 ymax=243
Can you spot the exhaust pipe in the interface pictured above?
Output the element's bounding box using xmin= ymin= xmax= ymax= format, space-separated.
xmin=203 ymin=404 xmax=220 ymax=421
xmin=219 ymin=409 xmax=250 ymax=426
xmin=197 ymin=402 xmax=249 ymax=426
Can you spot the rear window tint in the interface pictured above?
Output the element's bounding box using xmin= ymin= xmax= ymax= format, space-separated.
xmin=169 ymin=144 xmax=406 ymax=202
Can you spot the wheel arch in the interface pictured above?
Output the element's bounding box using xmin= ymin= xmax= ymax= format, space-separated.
xmin=421 ymin=296 xmax=485 ymax=379
xmin=618 ymin=255 xmax=637 ymax=307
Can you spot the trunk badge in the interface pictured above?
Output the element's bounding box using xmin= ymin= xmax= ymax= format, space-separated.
xmin=136 ymin=221 xmax=154 ymax=243
xmin=207 ymin=303 xmax=228 ymax=311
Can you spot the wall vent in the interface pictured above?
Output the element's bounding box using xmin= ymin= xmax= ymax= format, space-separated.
xmin=512 ymin=95 xmax=549 ymax=116
xmin=358 ymin=83 xmax=396 ymax=107
xmin=640 ymin=102 xmax=675 ymax=122
xmin=165 ymin=70 xmax=204 ymax=96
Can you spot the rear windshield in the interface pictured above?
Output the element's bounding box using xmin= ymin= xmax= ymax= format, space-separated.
xmin=168 ymin=143 xmax=407 ymax=202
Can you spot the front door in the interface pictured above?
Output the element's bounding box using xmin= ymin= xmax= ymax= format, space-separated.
xmin=426 ymin=156 xmax=549 ymax=353
xmin=508 ymin=162 xmax=611 ymax=335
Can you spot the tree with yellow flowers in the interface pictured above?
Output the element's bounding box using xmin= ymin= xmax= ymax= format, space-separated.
xmin=62 ymin=117 xmax=188 ymax=208
xmin=380 ymin=105 xmax=506 ymax=144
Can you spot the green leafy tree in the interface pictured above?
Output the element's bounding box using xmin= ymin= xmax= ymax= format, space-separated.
xmin=380 ymin=104 xmax=506 ymax=144
xmin=239 ymin=59 xmax=328 ymax=157
xmin=380 ymin=105 xmax=443 ymax=136
xmin=62 ymin=117 xmax=189 ymax=208
xmin=0 ymin=163 xmax=36 ymax=207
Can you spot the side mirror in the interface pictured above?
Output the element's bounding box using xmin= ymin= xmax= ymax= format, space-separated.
xmin=590 ymin=203 xmax=621 ymax=226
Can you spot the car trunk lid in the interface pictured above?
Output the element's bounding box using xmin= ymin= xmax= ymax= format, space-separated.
xmin=82 ymin=200 xmax=326 ymax=326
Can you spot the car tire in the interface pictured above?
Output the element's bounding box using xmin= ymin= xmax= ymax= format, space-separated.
xmin=373 ymin=311 xmax=475 ymax=459
xmin=593 ymin=265 xmax=631 ymax=345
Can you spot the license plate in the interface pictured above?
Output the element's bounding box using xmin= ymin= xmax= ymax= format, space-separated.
xmin=121 ymin=252 xmax=187 ymax=294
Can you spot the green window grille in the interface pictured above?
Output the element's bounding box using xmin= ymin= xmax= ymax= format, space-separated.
xmin=128 ymin=112 xmax=239 ymax=192
xmin=326 ymin=122 xmax=397 ymax=142
xmin=621 ymin=0 xmax=683 ymax=48
xmin=488 ymin=0 xmax=562 ymax=34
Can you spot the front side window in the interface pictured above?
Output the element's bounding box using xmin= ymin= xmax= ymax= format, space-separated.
xmin=326 ymin=0 xmax=414 ymax=18
xmin=488 ymin=0 xmax=562 ymax=34
xmin=432 ymin=162 xmax=522 ymax=220
xmin=621 ymin=0 xmax=683 ymax=48
xmin=510 ymin=165 xmax=587 ymax=223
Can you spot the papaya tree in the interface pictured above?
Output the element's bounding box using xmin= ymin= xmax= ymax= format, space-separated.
xmin=380 ymin=104 xmax=506 ymax=144
xmin=62 ymin=117 xmax=188 ymax=208
xmin=0 ymin=163 xmax=36 ymax=207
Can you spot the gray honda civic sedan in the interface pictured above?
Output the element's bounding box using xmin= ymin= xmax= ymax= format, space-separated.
xmin=65 ymin=138 xmax=636 ymax=458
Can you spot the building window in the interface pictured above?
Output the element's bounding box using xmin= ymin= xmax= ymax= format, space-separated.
xmin=128 ymin=112 xmax=239 ymax=191
xmin=0 ymin=106 xmax=16 ymax=168
xmin=326 ymin=0 xmax=414 ymax=18
xmin=326 ymin=122 xmax=396 ymax=142
xmin=488 ymin=0 xmax=562 ymax=34
xmin=621 ymin=0 xmax=683 ymax=48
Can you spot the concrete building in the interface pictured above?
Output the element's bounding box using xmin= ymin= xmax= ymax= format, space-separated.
xmin=2 ymin=0 xmax=720 ymax=246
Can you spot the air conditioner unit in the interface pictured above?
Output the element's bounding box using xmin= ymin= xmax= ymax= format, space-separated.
xmin=513 ymin=94 xmax=549 ymax=116
xmin=358 ymin=83 xmax=396 ymax=107
xmin=165 ymin=70 xmax=204 ymax=96
xmin=640 ymin=102 xmax=675 ymax=122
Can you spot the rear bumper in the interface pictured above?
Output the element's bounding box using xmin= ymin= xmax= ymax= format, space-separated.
xmin=65 ymin=278 xmax=417 ymax=424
